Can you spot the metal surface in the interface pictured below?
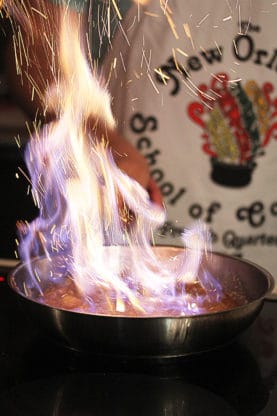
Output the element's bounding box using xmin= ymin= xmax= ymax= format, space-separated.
xmin=7 ymin=247 xmax=274 ymax=358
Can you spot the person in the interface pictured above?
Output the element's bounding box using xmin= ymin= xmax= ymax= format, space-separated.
xmin=5 ymin=0 xmax=162 ymax=198
xmin=1 ymin=0 xmax=161 ymax=258
xmin=3 ymin=0 xmax=277 ymax=292
xmin=102 ymin=0 xmax=277 ymax=290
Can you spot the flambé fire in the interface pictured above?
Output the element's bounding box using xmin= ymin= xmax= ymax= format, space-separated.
xmin=6 ymin=2 xmax=247 ymax=316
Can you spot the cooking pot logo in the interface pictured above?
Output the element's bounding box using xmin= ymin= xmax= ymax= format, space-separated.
xmin=188 ymin=73 xmax=277 ymax=187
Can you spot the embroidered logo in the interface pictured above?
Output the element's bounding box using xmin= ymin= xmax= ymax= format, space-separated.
xmin=188 ymin=73 xmax=277 ymax=187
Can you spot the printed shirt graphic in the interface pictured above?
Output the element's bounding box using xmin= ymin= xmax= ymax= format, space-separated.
xmin=103 ymin=0 xmax=277 ymax=284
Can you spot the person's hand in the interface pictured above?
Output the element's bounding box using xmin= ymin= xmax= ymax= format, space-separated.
xmin=111 ymin=134 xmax=163 ymax=206
xmin=90 ymin=120 xmax=163 ymax=206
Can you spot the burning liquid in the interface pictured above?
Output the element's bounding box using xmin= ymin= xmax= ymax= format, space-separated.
xmin=37 ymin=268 xmax=246 ymax=317
xmin=8 ymin=4 xmax=228 ymax=317
xmin=30 ymin=247 xmax=247 ymax=317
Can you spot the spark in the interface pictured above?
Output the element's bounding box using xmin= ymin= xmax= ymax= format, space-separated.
xmin=233 ymin=39 xmax=238 ymax=55
xmin=161 ymin=0 xmax=169 ymax=14
xmin=172 ymin=48 xmax=181 ymax=73
xmin=144 ymin=12 xmax=159 ymax=18
xmin=43 ymin=32 xmax=55 ymax=56
xmin=127 ymin=14 xmax=137 ymax=32
xmin=34 ymin=269 xmax=41 ymax=283
xmin=111 ymin=0 xmax=122 ymax=20
xmin=14 ymin=135 xmax=21 ymax=148
xmin=166 ymin=14 xmax=178 ymax=39
xmin=133 ymin=0 xmax=149 ymax=4
xmin=147 ymin=72 xmax=160 ymax=94
xmin=23 ymin=281 xmax=28 ymax=296
xmin=197 ymin=13 xmax=210 ymax=26
xmin=183 ymin=23 xmax=195 ymax=49
xmin=214 ymin=41 xmax=222 ymax=55
xmin=133 ymin=70 xmax=141 ymax=79
xmin=162 ymin=2 xmax=179 ymax=39
xmin=211 ymin=72 xmax=226 ymax=84
xmin=141 ymin=47 xmax=152 ymax=73
xmin=225 ymin=0 xmax=233 ymax=15
xmin=223 ymin=15 xmax=232 ymax=21
xmin=228 ymin=78 xmax=242 ymax=83
xmin=17 ymin=27 xmax=29 ymax=66
xmin=30 ymin=7 xmax=47 ymax=19
xmin=176 ymin=47 xmax=188 ymax=57
xmin=17 ymin=166 xmax=32 ymax=185
xmin=24 ymin=72 xmax=44 ymax=102
xmin=154 ymin=68 xmax=170 ymax=84
xmin=12 ymin=35 xmax=21 ymax=75
xmin=119 ymin=51 xmax=126 ymax=72
xmin=118 ymin=20 xmax=130 ymax=46
xmin=107 ymin=4 xmax=110 ymax=39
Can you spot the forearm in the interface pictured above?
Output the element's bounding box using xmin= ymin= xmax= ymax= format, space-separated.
xmin=4 ymin=0 xmax=82 ymax=121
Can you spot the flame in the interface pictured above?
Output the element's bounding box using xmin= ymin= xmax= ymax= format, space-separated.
xmin=14 ymin=6 xmax=220 ymax=316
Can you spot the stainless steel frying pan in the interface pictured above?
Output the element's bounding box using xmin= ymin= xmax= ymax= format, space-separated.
xmin=8 ymin=247 xmax=274 ymax=358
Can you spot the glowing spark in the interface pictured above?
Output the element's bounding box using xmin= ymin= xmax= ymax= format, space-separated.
xmin=176 ymin=47 xmax=188 ymax=57
xmin=133 ymin=70 xmax=141 ymax=79
xmin=181 ymin=78 xmax=200 ymax=98
xmin=172 ymin=48 xmax=181 ymax=72
xmin=144 ymin=12 xmax=159 ymax=17
xmin=118 ymin=21 xmax=130 ymax=46
xmin=133 ymin=0 xmax=149 ymax=4
xmin=233 ymin=39 xmax=238 ymax=55
xmin=43 ymin=32 xmax=55 ymax=56
xmin=183 ymin=23 xmax=194 ymax=49
xmin=12 ymin=35 xmax=21 ymax=75
xmin=147 ymin=72 xmax=160 ymax=94
xmin=30 ymin=7 xmax=47 ymax=19
xmin=24 ymin=71 xmax=44 ymax=103
xmin=214 ymin=41 xmax=222 ymax=55
xmin=197 ymin=13 xmax=210 ymax=26
xmin=17 ymin=27 xmax=29 ymax=66
xmin=14 ymin=135 xmax=21 ymax=148
xmin=17 ymin=166 xmax=32 ymax=185
xmin=119 ymin=51 xmax=126 ymax=72
xmin=111 ymin=0 xmax=122 ymax=20
xmin=228 ymin=78 xmax=242 ymax=83
xmin=154 ymin=68 xmax=170 ymax=84
xmin=165 ymin=10 xmax=179 ymax=39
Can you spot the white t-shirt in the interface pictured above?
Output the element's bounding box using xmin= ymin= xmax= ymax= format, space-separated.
xmin=104 ymin=0 xmax=277 ymax=285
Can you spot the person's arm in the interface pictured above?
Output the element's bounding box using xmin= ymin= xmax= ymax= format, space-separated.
xmin=4 ymin=0 xmax=163 ymax=204
xmin=5 ymin=0 xmax=61 ymax=120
